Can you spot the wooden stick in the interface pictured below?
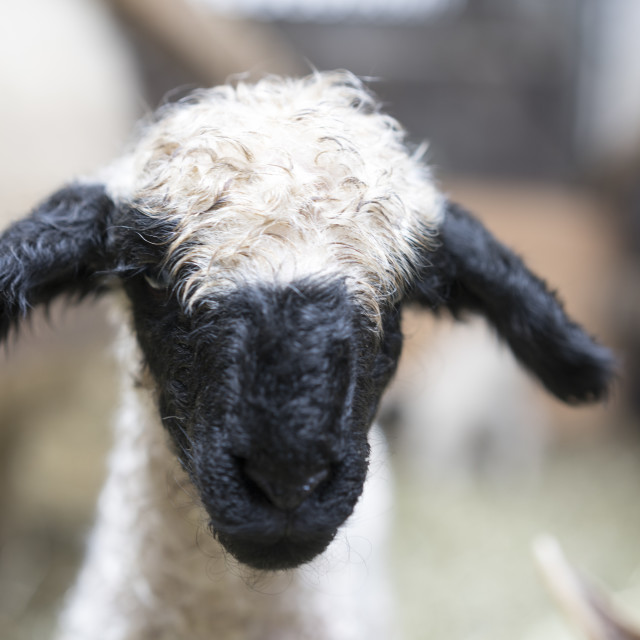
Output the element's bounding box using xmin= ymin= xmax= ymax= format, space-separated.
xmin=534 ymin=536 xmax=640 ymax=640
xmin=108 ymin=0 xmax=306 ymax=83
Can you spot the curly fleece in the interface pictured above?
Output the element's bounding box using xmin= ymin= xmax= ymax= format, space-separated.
xmin=104 ymin=71 xmax=443 ymax=325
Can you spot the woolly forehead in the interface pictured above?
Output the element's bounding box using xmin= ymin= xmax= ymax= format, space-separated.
xmin=108 ymin=74 xmax=444 ymax=323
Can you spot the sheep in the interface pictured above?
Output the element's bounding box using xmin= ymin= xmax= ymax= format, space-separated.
xmin=0 ymin=71 xmax=615 ymax=639
xmin=382 ymin=317 xmax=548 ymax=483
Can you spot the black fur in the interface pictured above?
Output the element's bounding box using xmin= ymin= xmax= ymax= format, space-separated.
xmin=0 ymin=184 xmax=614 ymax=571
xmin=0 ymin=184 xmax=115 ymax=339
xmin=409 ymin=202 xmax=616 ymax=403
xmin=123 ymin=271 xmax=402 ymax=570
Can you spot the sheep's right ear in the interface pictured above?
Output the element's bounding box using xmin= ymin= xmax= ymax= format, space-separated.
xmin=407 ymin=201 xmax=616 ymax=404
xmin=0 ymin=183 xmax=116 ymax=341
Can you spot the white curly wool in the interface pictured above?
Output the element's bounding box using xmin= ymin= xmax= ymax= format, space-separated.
xmin=105 ymin=71 xmax=443 ymax=325
xmin=55 ymin=315 xmax=395 ymax=640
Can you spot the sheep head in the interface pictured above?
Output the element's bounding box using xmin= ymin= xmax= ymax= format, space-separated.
xmin=0 ymin=72 xmax=614 ymax=571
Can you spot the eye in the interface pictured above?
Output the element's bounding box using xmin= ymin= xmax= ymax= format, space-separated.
xmin=143 ymin=269 xmax=171 ymax=291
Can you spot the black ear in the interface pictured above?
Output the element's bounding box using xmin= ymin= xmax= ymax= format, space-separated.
xmin=0 ymin=183 xmax=116 ymax=340
xmin=408 ymin=201 xmax=615 ymax=404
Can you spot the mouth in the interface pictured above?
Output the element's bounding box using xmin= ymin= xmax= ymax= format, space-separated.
xmin=196 ymin=451 xmax=368 ymax=571
xmin=214 ymin=528 xmax=337 ymax=571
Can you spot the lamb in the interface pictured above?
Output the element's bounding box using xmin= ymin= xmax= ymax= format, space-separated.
xmin=383 ymin=317 xmax=548 ymax=483
xmin=0 ymin=71 xmax=614 ymax=639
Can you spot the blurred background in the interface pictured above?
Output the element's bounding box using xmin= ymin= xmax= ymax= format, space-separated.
xmin=1 ymin=0 xmax=639 ymax=638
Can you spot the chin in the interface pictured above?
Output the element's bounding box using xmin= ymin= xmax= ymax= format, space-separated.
xmin=215 ymin=530 xmax=337 ymax=571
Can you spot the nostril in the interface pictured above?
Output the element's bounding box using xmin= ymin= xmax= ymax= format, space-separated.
xmin=243 ymin=463 xmax=330 ymax=512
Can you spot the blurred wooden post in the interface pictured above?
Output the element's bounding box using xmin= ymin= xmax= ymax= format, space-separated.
xmin=108 ymin=0 xmax=306 ymax=85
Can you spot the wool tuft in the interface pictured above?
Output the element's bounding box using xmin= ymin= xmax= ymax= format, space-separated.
xmin=106 ymin=71 xmax=443 ymax=325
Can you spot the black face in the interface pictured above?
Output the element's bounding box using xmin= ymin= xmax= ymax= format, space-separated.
xmin=121 ymin=268 xmax=403 ymax=570
xmin=1 ymin=184 xmax=613 ymax=570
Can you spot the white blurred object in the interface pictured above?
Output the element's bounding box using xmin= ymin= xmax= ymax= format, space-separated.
xmin=190 ymin=0 xmax=466 ymax=23
xmin=385 ymin=317 xmax=547 ymax=482
xmin=578 ymin=0 xmax=640 ymax=167
xmin=0 ymin=0 xmax=139 ymax=221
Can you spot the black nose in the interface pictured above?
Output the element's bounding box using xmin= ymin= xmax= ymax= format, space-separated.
xmin=244 ymin=463 xmax=330 ymax=511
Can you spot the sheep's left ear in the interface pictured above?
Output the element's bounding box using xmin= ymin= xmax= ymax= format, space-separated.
xmin=0 ymin=183 xmax=116 ymax=341
xmin=407 ymin=201 xmax=616 ymax=404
